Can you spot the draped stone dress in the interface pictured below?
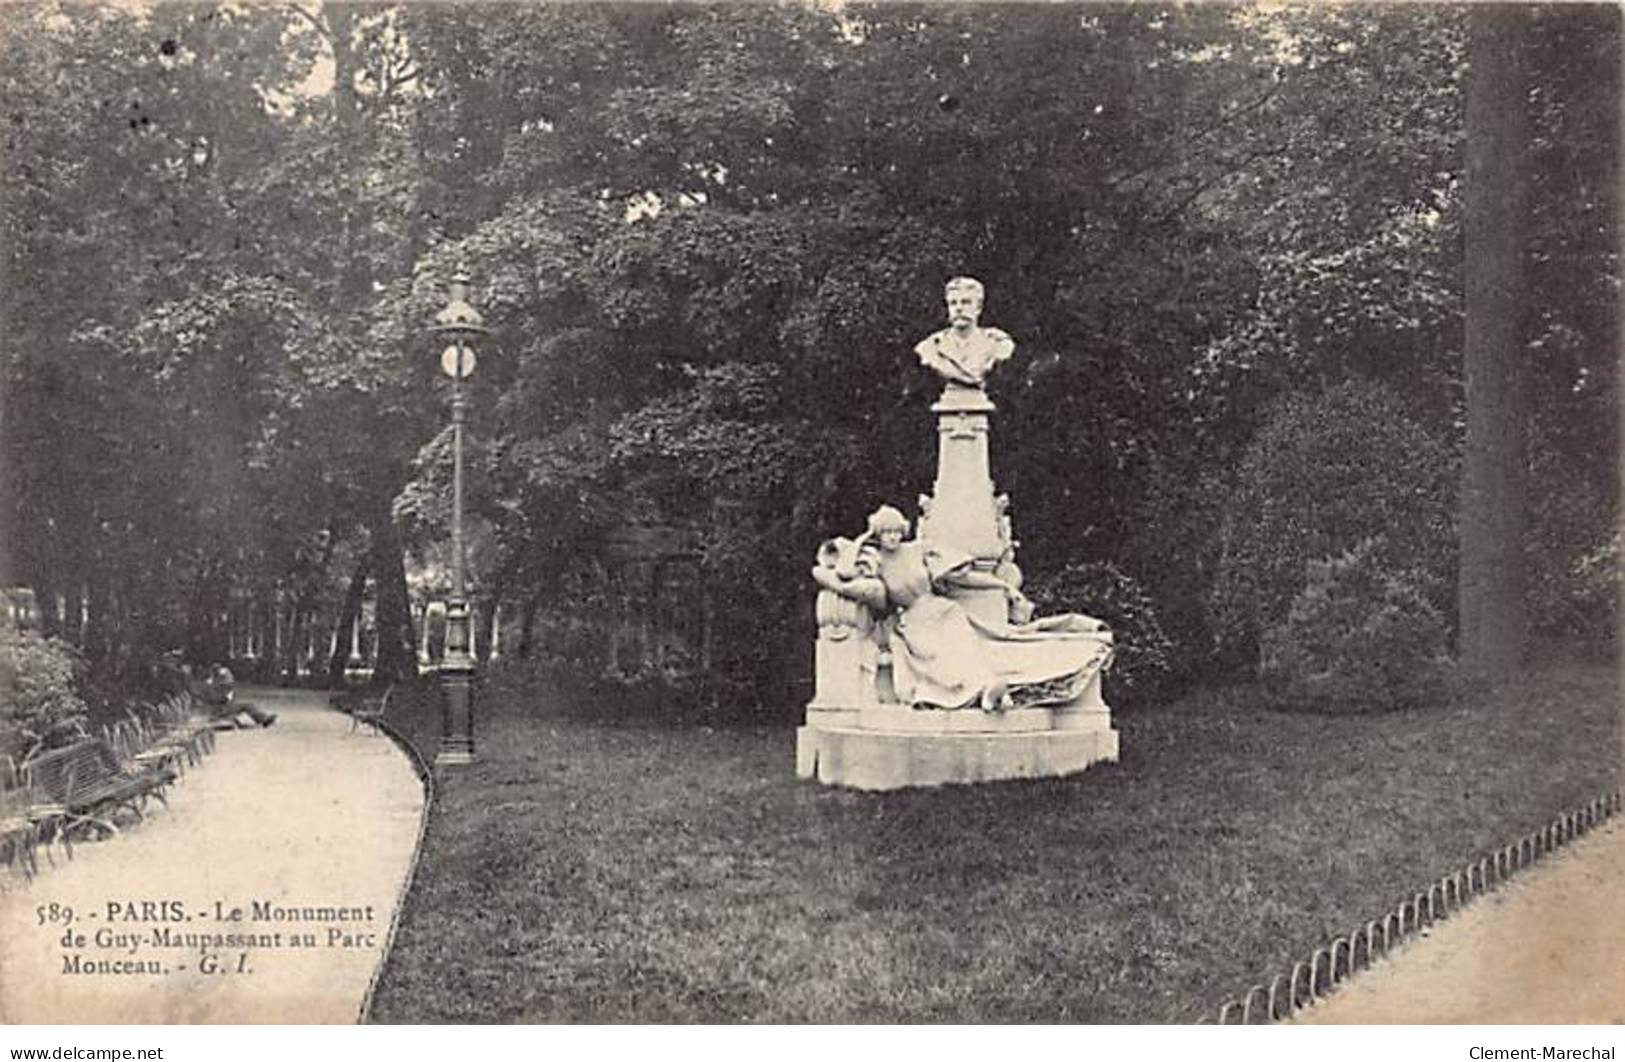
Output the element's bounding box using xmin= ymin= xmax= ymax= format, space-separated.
xmin=869 ymin=541 xmax=1114 ymax=710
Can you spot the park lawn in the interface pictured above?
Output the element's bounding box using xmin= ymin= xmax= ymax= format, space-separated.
xmin=367 ymin=664 xmax=1619 ymax=1024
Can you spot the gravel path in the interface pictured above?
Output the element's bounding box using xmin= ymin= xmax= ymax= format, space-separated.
xmin=0 ymin=687 xmax=425 ymax=1024
xmin=1295 ymin=817 xmax=1625 ymax=1024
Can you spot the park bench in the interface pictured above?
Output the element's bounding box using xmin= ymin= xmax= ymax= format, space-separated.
xmin=25 ymin=737 xmax=175 ymax=841
xmin=0 ymin=758 xmax=38 ymax=878
xmin=342 ymin=684 xmax=395 ymax=736
xmin=114 ymin=715 xmax=190 ymax=779
xmin=3 ymin=756 xmax=71 ymax=867
xmin=162 ymin=692 xmax=218 ymax=758
xmin=124 ymin=697 xmax=215 ymax=773
xmin=140 ymin=692 xmax=222 ymax=753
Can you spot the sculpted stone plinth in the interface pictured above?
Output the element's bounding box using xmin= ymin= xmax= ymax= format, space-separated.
xmin=797 ymin=278 xmax=1120 ymax=790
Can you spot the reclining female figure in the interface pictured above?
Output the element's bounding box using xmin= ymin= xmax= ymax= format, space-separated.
xmin=814 ymin=505 xmax=1113 ymax=712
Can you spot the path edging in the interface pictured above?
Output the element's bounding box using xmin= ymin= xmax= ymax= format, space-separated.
xmin=354 ymin=705 xmax=437 ymax=1025
xmin=1199 ymin=789 xmax=1624 ymax=1024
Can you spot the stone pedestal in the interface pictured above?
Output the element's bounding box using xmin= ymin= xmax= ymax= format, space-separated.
xmin=917 ymin=383 xmax=1019 ymax=632
xmin=796 ymin=698 xmax=1118 ymax=791
xmin=918 ymin=384 xmax=1004 ymax=565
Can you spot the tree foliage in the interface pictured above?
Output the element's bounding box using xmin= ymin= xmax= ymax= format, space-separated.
xmin=1 ymin=3 xmax=1616 ymax=709
xmin=1211 ymin=380 xmax=1457 ymax=668
xmin=0 ymin=628 xmax=90 ymax=755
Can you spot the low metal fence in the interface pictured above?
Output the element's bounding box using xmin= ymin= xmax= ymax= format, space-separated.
xmin=1199 ymin=790 xmax=1623 ymax=1024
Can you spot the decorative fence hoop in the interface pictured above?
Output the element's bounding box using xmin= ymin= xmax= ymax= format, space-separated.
xmin=1242 ymin=983 xmax=1269 ymax=1024
xmin=1268 ymin=974 xmax=1289 ymax=1022
xmin=1351 ymin=927 xmax=1371 ymax=970
xmin=1310 ymin=947 xmax=1332 ymax=997
xmin=1289 ymin=960 xmax=1311 ymax=1011
xmin=1331 ymin=937 xmax=1353 ymax=983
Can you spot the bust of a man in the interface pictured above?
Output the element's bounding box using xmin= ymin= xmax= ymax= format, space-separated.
xmin=913 ymin=276 xmax=1015 ymax=388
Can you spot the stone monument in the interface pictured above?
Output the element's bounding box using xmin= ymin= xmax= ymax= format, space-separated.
xmin=796 ymin=277 xmax=1120 ymax=790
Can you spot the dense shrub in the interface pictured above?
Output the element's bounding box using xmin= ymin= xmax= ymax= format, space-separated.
xmin=1023 ymin=561 xmax=1174 ymax=702
xmin=0 ymin=628 xmax=91 ymax=754
xmin=1568 ymin=532 xmax=1621 ymax=641
xmin=1529 ymin=528 xmax=1619 ymax=652
xmin=1211 ymin=379 xmax=1456 ymax=670
xmin=1260 ymin=539 xmax=1453 ymax=713
xmin=1527 ymin=428 xmax=1619 ymax=648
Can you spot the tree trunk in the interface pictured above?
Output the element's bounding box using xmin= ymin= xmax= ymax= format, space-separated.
xmin=327 ymin=556 xmax=369 ymax=688
xmin=84 ymin=575 xmax=107 ymax=661
xmin=1460 ymin=5 xmax=1533 ymax=683
xmin=518 ymin=591 xmax=541 ymax=658
xmin=62 ymin=583 xmax=84 ymax=647
xmin=285 ymin=604 xmax=301 ymax=685
xmin=369 ymin=509 xmax=417 ymax=683
xmin=474 ymin=597 xmax=501 ymax=664
xmin=187 ymin=562 xmax=225 ymax=667
xmin=30 ymin=576 xmax=57 ymax=638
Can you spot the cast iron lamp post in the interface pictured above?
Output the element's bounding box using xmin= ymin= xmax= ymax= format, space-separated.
xmin=430 ymin=271 xmax=489 ymax=766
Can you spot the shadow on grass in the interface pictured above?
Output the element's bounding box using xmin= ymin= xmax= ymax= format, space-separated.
xmin=367 ymin=665 xmax=1619 ymax=1023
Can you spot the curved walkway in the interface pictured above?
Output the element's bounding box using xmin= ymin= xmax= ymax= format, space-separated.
xmin=0 ymin=687 xmax=425 ymax=1024
xmin=1295 ymin=816 xmax=1625 ymax=1024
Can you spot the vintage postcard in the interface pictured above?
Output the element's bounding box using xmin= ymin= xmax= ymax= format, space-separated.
xmin=1 ymin=0 xmax=1619 ymax=1035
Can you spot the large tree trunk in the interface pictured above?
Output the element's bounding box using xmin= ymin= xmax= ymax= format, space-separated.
xmin=327 ymin=556 xmax=369 ymax=688
xmin=1618 ymin=7 xmax=1625 ymax=819
xmin=327 ymin=7 xmax=418 ymax=686
xmin=369 ymin=509 xmax=417 ymax=683
xmin=1460 ymin=6 xmax=1533 ymax=683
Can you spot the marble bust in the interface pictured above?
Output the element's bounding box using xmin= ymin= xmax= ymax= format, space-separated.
xmin=913 ymin=276 xmax=1015 ymax=388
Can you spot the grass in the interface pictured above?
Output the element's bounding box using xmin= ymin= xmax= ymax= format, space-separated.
xmin=367 ymin=664 xmax=1620 ymax=1023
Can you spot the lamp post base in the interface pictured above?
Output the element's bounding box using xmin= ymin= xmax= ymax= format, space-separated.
xmin=436 ymin=668 xmax=476 ymax=766
xmin=437 ymin=621 xmax=476 ymax=766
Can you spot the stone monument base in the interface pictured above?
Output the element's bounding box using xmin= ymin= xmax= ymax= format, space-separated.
xmin=796 ymin=704 xmax=1118 ymax=791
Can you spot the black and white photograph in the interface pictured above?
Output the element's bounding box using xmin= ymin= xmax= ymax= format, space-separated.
xmin=0 ymin=0 xmax=1620 ymax=1042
